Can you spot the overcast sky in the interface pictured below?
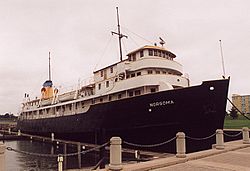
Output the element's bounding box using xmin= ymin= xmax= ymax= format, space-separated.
xmin=0 ymin=0 xmax=250 ymax=114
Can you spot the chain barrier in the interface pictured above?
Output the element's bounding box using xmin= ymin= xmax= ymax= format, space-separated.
xmin=64 ymin=141 xmax=109 ymax=157
xmin=186 ymin=133 xmax=216 ymax=141
xmin=6 ymin=141 xmax=109 ymax=158
xmin=223 ymin=131 xmax=242 ymax=138
xmin=123 ymin=136 xmax=176 ymax=148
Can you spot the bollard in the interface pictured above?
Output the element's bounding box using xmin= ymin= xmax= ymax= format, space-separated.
xmin=135 ymin=150 xmax=140 ymax=160
xmin=57 ymin=155 xmax=63 ymax=171
xmin=242 ymin=127 xmax=250 ymax=144
xmin=216 ymin=129 xmax=225 ymax=149
xmin=0 ymin=142 xmax=6 ymax=171
xmin=109 ymin=137 xmax=122 ymax=171
xmin=18 ymin=130 xmax=21 ymax=136
xmin=176 ymin=132 xmax=186 ymax=158
xmin=51 ymin=133 xmax=54 ymax=142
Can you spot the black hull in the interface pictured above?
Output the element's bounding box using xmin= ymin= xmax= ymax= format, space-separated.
xmin=17 ymin=79 xmax=229 ymax=153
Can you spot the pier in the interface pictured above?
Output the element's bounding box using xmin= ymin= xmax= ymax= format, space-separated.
xmin=0 ymin=128 xmax=249 ymax=171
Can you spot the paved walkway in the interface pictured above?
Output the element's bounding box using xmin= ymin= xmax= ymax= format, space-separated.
xmin=68 ymin=140 xmax=250 ymax=171
xmin=122 ymin=140 xmax=250 ymax=171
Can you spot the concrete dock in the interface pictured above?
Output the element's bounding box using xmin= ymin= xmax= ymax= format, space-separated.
xmin=68 ymin=139 xmax=250 ymax=171
xmin=122 ymin=140 xmax=250 ymax=171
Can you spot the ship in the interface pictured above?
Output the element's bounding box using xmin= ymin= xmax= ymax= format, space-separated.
xmin=17 ymin=8 xmax=229 ymax=152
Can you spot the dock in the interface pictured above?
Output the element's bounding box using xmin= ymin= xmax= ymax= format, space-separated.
xmin=122 ymin=140 xmax=250 ymax=171
xmin=1 ymin=128 xmax=250 ymax=171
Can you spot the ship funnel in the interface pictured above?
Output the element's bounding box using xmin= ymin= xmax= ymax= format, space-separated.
xmin=41 ymin=52 xmax=54 ymax=99
xmin=41 ymin=80 xmax=54 ymax=99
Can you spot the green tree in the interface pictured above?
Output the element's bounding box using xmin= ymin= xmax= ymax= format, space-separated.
xmin=229 ymin=107 xmax=238 ymax=119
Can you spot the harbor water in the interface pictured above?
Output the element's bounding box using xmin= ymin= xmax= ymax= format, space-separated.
xmin=4 ymin=140 xmax=102 ymax=171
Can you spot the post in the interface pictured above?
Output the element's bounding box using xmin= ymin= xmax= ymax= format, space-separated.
xmin=51 ymin=133 xmax=54 ymax=142
xmin=176 ymin=132 xmax=186 ymax=158
xmin=109 ymin=137 xmax=122 ymax=171
xmin=242 ymin=127 xmax=250 ymax=144
xmin=18 ymin=130 xmax=21 ymax=136
xmin=64 ymin=143 xmax=67 ymax=169
xmin=0 ymin=142 xmax=6 ymax=171
xmin=57 ymin=155 xmax=63 ymax=171
xmin=216 ymin=129 xmax=225 ymax=149
xmin=135 ymin=150 xmax=140 ymax=162
xmin=77 ymin=142 xmax=81 ymax=169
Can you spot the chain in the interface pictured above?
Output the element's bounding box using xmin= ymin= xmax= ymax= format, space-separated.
xmin=64 ymin=141 xmax=109 ymax=157
xmin=223 ymin=131 xmax=242 ymax=137
xmin=6 ymin=141 xmax=109 ymax=158
xmin=186 ymin=133 xmax=216 ymax=141
xmin=123 ymin=136 xmax=176 ymax=148
xmin=6 ymin=147 xmax=58 ymax=158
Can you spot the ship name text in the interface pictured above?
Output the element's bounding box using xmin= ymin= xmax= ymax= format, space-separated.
xmin=149 ymin=100 xmax=174 ymax=107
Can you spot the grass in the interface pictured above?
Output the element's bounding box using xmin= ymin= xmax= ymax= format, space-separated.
xmin=224 ymin=115 xmax=250 ymax=129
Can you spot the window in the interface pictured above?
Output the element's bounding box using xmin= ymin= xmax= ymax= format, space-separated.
xmin=131 ymin=73 xmax=135 ymax=77
xmin=129 ymin=92 xmax=133 ymax=97
xmin=162 ymin=52 xmax=166 ymax=58
xmin=128 ymin=55 xmax=132 ymax=61
xmin=135 ymin=90 xmax=141 ymax=96
xmin=81 ymin=102 xmax=85 ymax=108
xmin=109 ymin=96 xmax=112 ymax=101
xmin=118 ymin=94 xmax=122 ymax=99
xmin=98 ymin=83 xmax=101 ymax=90
xmin=151 ymin=88 xmax=156 ymax=93
xmin=148 ymin=49 xmax=153 ymax=56
xmin=106 ymin=81 xmax=109 ymax=87
xmin=75 ymin=103 xmax=78 ymax=110
xmin=156 ymin=71 xmax=160 ymax=74
xmin=100 ymin=71 xmax=103 ymax=77
xmin=163 ymin=71 xmax=167 ymax=74
xmin=154 ymin=50 xmax=158 ymax=56
xmin=115 ymin=78 xmax=118 ymax=82
xmin=132 ymin=54 xmax=136 ymax=61
xmin=100 ymin=98 xmax=103 ymax=102
xmin=110 ymin=67 xmax=113 ymax=73
xmin=137 ymin=72 xmax=141 ymax=76
xmin=148 ymin=70 xmax=153 ymax=74
xmin=159 ymin=51 xmax=162 ymax=57
xmin=140 ymin=50 xmax=144 ymax=57
xmin=126 ymin=75 xmax=130 ymax=79
xmin=69 ymin=104 xmax=72 ymax=111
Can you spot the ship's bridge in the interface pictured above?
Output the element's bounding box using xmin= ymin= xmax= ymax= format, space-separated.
xmin=126 ymin=45 xmax=183 ymax=75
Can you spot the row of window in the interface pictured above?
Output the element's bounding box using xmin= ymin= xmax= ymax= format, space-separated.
xmin=128 ymin=49 xmax=175 ymax=61
xmin=100 ymin=67 xmax=113 ymax=77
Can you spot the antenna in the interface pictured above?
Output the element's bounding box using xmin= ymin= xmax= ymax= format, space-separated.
xmin=159 ymin=37 xmax=166 ymax=47
xmin=48 ymin=52 xmax=52 ymax=81
xmin=219 ymin=40 xmax=226 ymax=78
xmin=111 ymin=7 xmax=128 ymax=61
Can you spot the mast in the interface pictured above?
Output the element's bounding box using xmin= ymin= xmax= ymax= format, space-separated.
xmin=48 ymin=52 xmax=52 ymax=81
xmin=219 ymin=40 xmax=226 ymax=78
xmin=111 ymin=7 xmax=128 ymax=61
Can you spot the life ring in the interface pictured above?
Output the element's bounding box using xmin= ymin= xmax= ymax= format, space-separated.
xmin=54 ymin=88 xmax=59 ymax=94
xmin=41 ymin=87 xmax=46 ymax=92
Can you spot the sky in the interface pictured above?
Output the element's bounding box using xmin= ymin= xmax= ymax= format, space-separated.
xmin=0 ymin=0 xmax=250 ymax=114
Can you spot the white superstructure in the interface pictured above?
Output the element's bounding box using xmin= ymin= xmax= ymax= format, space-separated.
xmin=20 ymin=44 xmax=189 ymax=120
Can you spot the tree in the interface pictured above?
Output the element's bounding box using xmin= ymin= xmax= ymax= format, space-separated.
xmin=229 ymin=107 xmax=238 ymax=119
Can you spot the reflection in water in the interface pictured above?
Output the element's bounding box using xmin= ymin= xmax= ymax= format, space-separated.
xmin=5 ymin=140 xmax=101 ymax=171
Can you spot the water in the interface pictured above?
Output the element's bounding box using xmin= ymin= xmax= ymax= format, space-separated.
xmin=4 ymin=140 xmax=103 ymax=171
